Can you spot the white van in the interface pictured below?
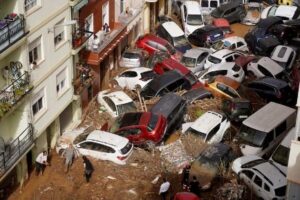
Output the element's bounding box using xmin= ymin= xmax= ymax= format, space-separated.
xmin=237 ymin=102 xmax=296 ymax=157
xmin=199 ymin=0 xmax=227 ymax=15
xmin=269 ymin=127 xmax=295 ymax=175
xmin=181 ymin=1 xmax=205 ymax=36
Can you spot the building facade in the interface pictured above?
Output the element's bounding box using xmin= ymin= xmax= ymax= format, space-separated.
xmin=0 ymin=0 xmax=79 ymax=198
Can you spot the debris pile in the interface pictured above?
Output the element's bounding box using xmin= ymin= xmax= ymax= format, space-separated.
xmin=215 ymin=182 xmax=246 ymax=200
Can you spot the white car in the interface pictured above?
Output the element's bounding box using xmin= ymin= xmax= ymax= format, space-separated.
xmin=210 ymin=36 xmax=249 ymax=53
xmin=197 ymin=62 xmax=245 ymax=83
xmin=119 ymin=49 xmax=146 ymax=68
xmin=114 ymin=67 xmax=156 ymax=90
xmin=247 ymin=57 xmax=285 ymax=79
xmin=180 ymin=47 xmax=212 ymax=73
xmin=261 ymin=5 xmax=300 ymax=20
xmin=232 ymin=155 xmax=287 ymax=200
xmin=241 ymin=2 xmax=263 ymax=25
xmin=180 ymin=1 xmax=205 ymax=37
xmin=97 ymin=90 xmax=136 ymax=118
xmin=270 ymin=45 xmax=296 ymax=71
xmin=56 ymin=128 xmax=134 ymax=165
xmin=181 ymin=111 xmax=230 ymax=144
xmin=204 ymin=49 xmax=244 ymax=69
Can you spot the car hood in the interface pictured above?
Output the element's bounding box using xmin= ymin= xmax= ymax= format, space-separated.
xmin=232 ymin=155 xmax=262 ymax=174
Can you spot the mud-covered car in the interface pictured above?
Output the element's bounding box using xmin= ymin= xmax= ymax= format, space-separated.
xmin=211 ymin=1 xmax=246 ymax=24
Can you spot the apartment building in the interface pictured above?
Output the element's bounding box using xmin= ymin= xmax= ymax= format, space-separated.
xmin=0 ymin=0 xmax=78 ymax=197
xmin=73 ymin=0 xmax=144 ymax=109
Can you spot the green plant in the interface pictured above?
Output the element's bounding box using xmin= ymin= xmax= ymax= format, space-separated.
xmin=194 ymin=109 xmax=204 ymax=118
xmin=0 ymin=102 xmax=12 ymax=117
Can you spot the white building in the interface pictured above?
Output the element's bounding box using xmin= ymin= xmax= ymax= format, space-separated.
xmin=0 ymin=0 xmax=79 ymax=197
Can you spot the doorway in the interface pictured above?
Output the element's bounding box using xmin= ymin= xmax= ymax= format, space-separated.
xmin=26 ymin=151 xmax=33 ymax=176
xmin=102 ymin=1 xmax=109 ymax=26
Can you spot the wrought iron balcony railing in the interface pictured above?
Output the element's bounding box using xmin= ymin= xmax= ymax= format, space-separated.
xmin=0 ymin=13 xmax=27 ymax=54
xmin=0 ymin=71 xmax=32 ymax=118
xmin=0 ymin=124 xmax=34 ymax=177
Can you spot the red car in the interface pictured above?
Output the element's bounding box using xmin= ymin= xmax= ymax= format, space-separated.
xmin=173 ymin=192 xmax=200 ymax=200
xmin=153 ymin=58 xmax=203 ymax=89
xmin=110 ymin=112 xmax=167 ymax=146
xmin=212 ymin=18 xmax=234 ymax=38
xmin=136 ymin=34 xmax=181 ymax=61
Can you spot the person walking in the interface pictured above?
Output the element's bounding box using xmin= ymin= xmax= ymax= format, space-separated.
xmin=190 ymin=176 xmax=200 ymax=196
xmin=35 ymin=151 xmax=49 ymax=176
xmin=159 ymin=177 xmax=170 ymax=200
xmin=62 ymin=144 xmax=76 ymax=173
xmin=82 ymin=156 xmax=94 ymax=183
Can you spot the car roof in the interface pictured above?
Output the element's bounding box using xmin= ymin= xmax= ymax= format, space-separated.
xmin=253 ymin=161 xmax=287 ymax=188
xmin=102 ymin=90 xmax=133 ymax=106
xmin=148 ymin=70 xmax=183 ymax=91
xmin=271 ymin=45 xmax=295 ymax=62
xmin=161 ymin=58 xmax=190 ymax=74
xmin=191 ymin=111 xmax=223 ymax=134
xmin=182 ymin=87 xmax=212 ymax=101
xmin=151 ymin=93 xmax=185 ymax=117
xmin=184 ymin=1 xmax=201 ymax=14
xmin=208 ymin=62 xmax=236 ymax=72
xmin=183 ymin=48 xmax=211 ymax=59
xmin=257 ymin=57 xmax=284 ymax=75
xmin=198 ymin=143 xmax=231 ymax=160
xmin=211 ymin=49 xmax=235 ymax=59
xmin=243 ymin=102 xmax=295 ymax=133
xmin=251 ymin=77 xmax=288 ymax=89
xmin=162 ymin=21 xmax=184 ymax=37
xmin=141 ymin=34 xmax=169 ymax=45
xmin=86 ymin=130 xmax=129 ymax=148
xmin=257 ymin=16 xmax=282 ymax=29
xmin=275 ymin=5 xmax=297 ymax=19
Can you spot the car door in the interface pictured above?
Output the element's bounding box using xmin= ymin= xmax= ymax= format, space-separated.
xmin=239 ymin=169 xmax=254 ymax=188
xmin=117 ymin=128 xmax=143 ymax=145
xmin=102 ymin=96 xmax=117 ymax=117
xmin=76 ymin=141 xmax=99 ymax=158
xmin=252 ymin=175 xmax=264 ymax=198
xmin=92 ymin=143 xmax=116 ymax=162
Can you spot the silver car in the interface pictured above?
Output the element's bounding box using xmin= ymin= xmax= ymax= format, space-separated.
xmin=119 ymin=49 xmax=147 ymax=68
xmin=180 ymin=48 xmax=212 ymax=73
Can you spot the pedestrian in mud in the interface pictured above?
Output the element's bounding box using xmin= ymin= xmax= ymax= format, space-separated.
xmin=182 ymin=164 xmax=190 ymax=191
xmin=35 ymin=150 xmax=49 ymax=176
xmin=82 ymin=156 xmax=94 ymax=183
xmin=190 ymin=176 xmax=200 ymax=196
xmin=159 ymin=177 xmax=170 ymax=200
xmin=62 ymin=144 xmax=76 ymax=173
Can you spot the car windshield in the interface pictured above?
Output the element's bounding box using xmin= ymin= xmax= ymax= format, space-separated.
xmin=207 ymin=55 xmax=222 ymax=64
xmin=187 ymin=14 xmax=203 ymax=26
xmin=241 ymin=159 xmax=266 ymax=168
xmin=186 ymin=127 xmax=206 ymax=140
xmin=123 ymin=52 xmax=140 ymax=59
xmin=238 ymin=125 xmax=267 ymax=147
xmin=165 ymin=43 xmax=176 ymax=55
xmin=271 ymin=145 xmax=290 ymax=167
xmin=181 ymin=56 xmax=196 ymax=68
xmin=211 ymin=41 xmax=224 ymax=51
xmin=117 ymin=102 xmax=136 ymax=116
xmin=275 ymin=186 xmax=286 ymax=197
xmin=148 ymin=113 xmax=159 ymax=131
xmin=74 ymin=132 xmax=90 ymax=144
xmin=173 ymin=36 xmax=189 ymax=47
xmin=120 ymin=142 xmax=133 ymax=154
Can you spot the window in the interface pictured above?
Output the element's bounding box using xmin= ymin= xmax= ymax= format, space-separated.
xmin=120 ymin=0 xmax=125 ymax=13
xmin=54 ymin=20 xmax=65 ymax=46
xmin=103 ymin=97 xmax=116 ymax=112
xmin=28 ymin=36 xmax=42 ymax=64
xmin=257 ymin=65 xmax=273 ymax=77
xmin=242 ymin=170 xmax=254 ymax=179
xmin=253 ymin=176 xmax=262 ymax=187
xmin=237 ymin=41 xmax=244 ymax=48
xmin=120 ymin=71 xmax=137 ymax=77
xmin=201 ymin=0 xmax=209 ymax=7
xmin=225 ymin=56 xmax=234 ymax=62
xmin=206 ymin=124 xmax=220 ymax=141
xmin=56 ymin=68 xmax=67 ymax=94
xmin=264 ymin=184 xmax=270 ymax=192
xmin=275 ymin=121 xmax=287 ymax=137
xmin=92 ymin=143 xmax=115 ymax=153
xmin=79 ymin=142 xmax=94 ymax=150
xmin=197 ymin=52 xmax=209 ymax=64
xmin=25 ymin=0 xmax=39 ymax=12
xmin=32 ymin=89 xmax=45 ymax=116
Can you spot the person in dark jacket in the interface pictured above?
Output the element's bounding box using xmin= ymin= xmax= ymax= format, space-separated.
xmin=82 ymin=156 xmax=94 ymax=183
xmin=190 ymin=176 xmax=200 ymax=195
xmin=182 ymin=164 xmax=190 ymax=191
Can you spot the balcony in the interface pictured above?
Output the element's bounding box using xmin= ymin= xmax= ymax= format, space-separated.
xmin=83 ymin=7 xmax=143 ymax=65
xmin=0 ymin=124 xmax=34 ymax=178
xmin=73 ymin=63 xmax=95 ymax=95
xmin=0 ymin=13 xmax=28 ymax=54
xmin=71 ymin=28 xmax=93 ymax=55
xmin=0 ymin=71 xmax=33 ymax=118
